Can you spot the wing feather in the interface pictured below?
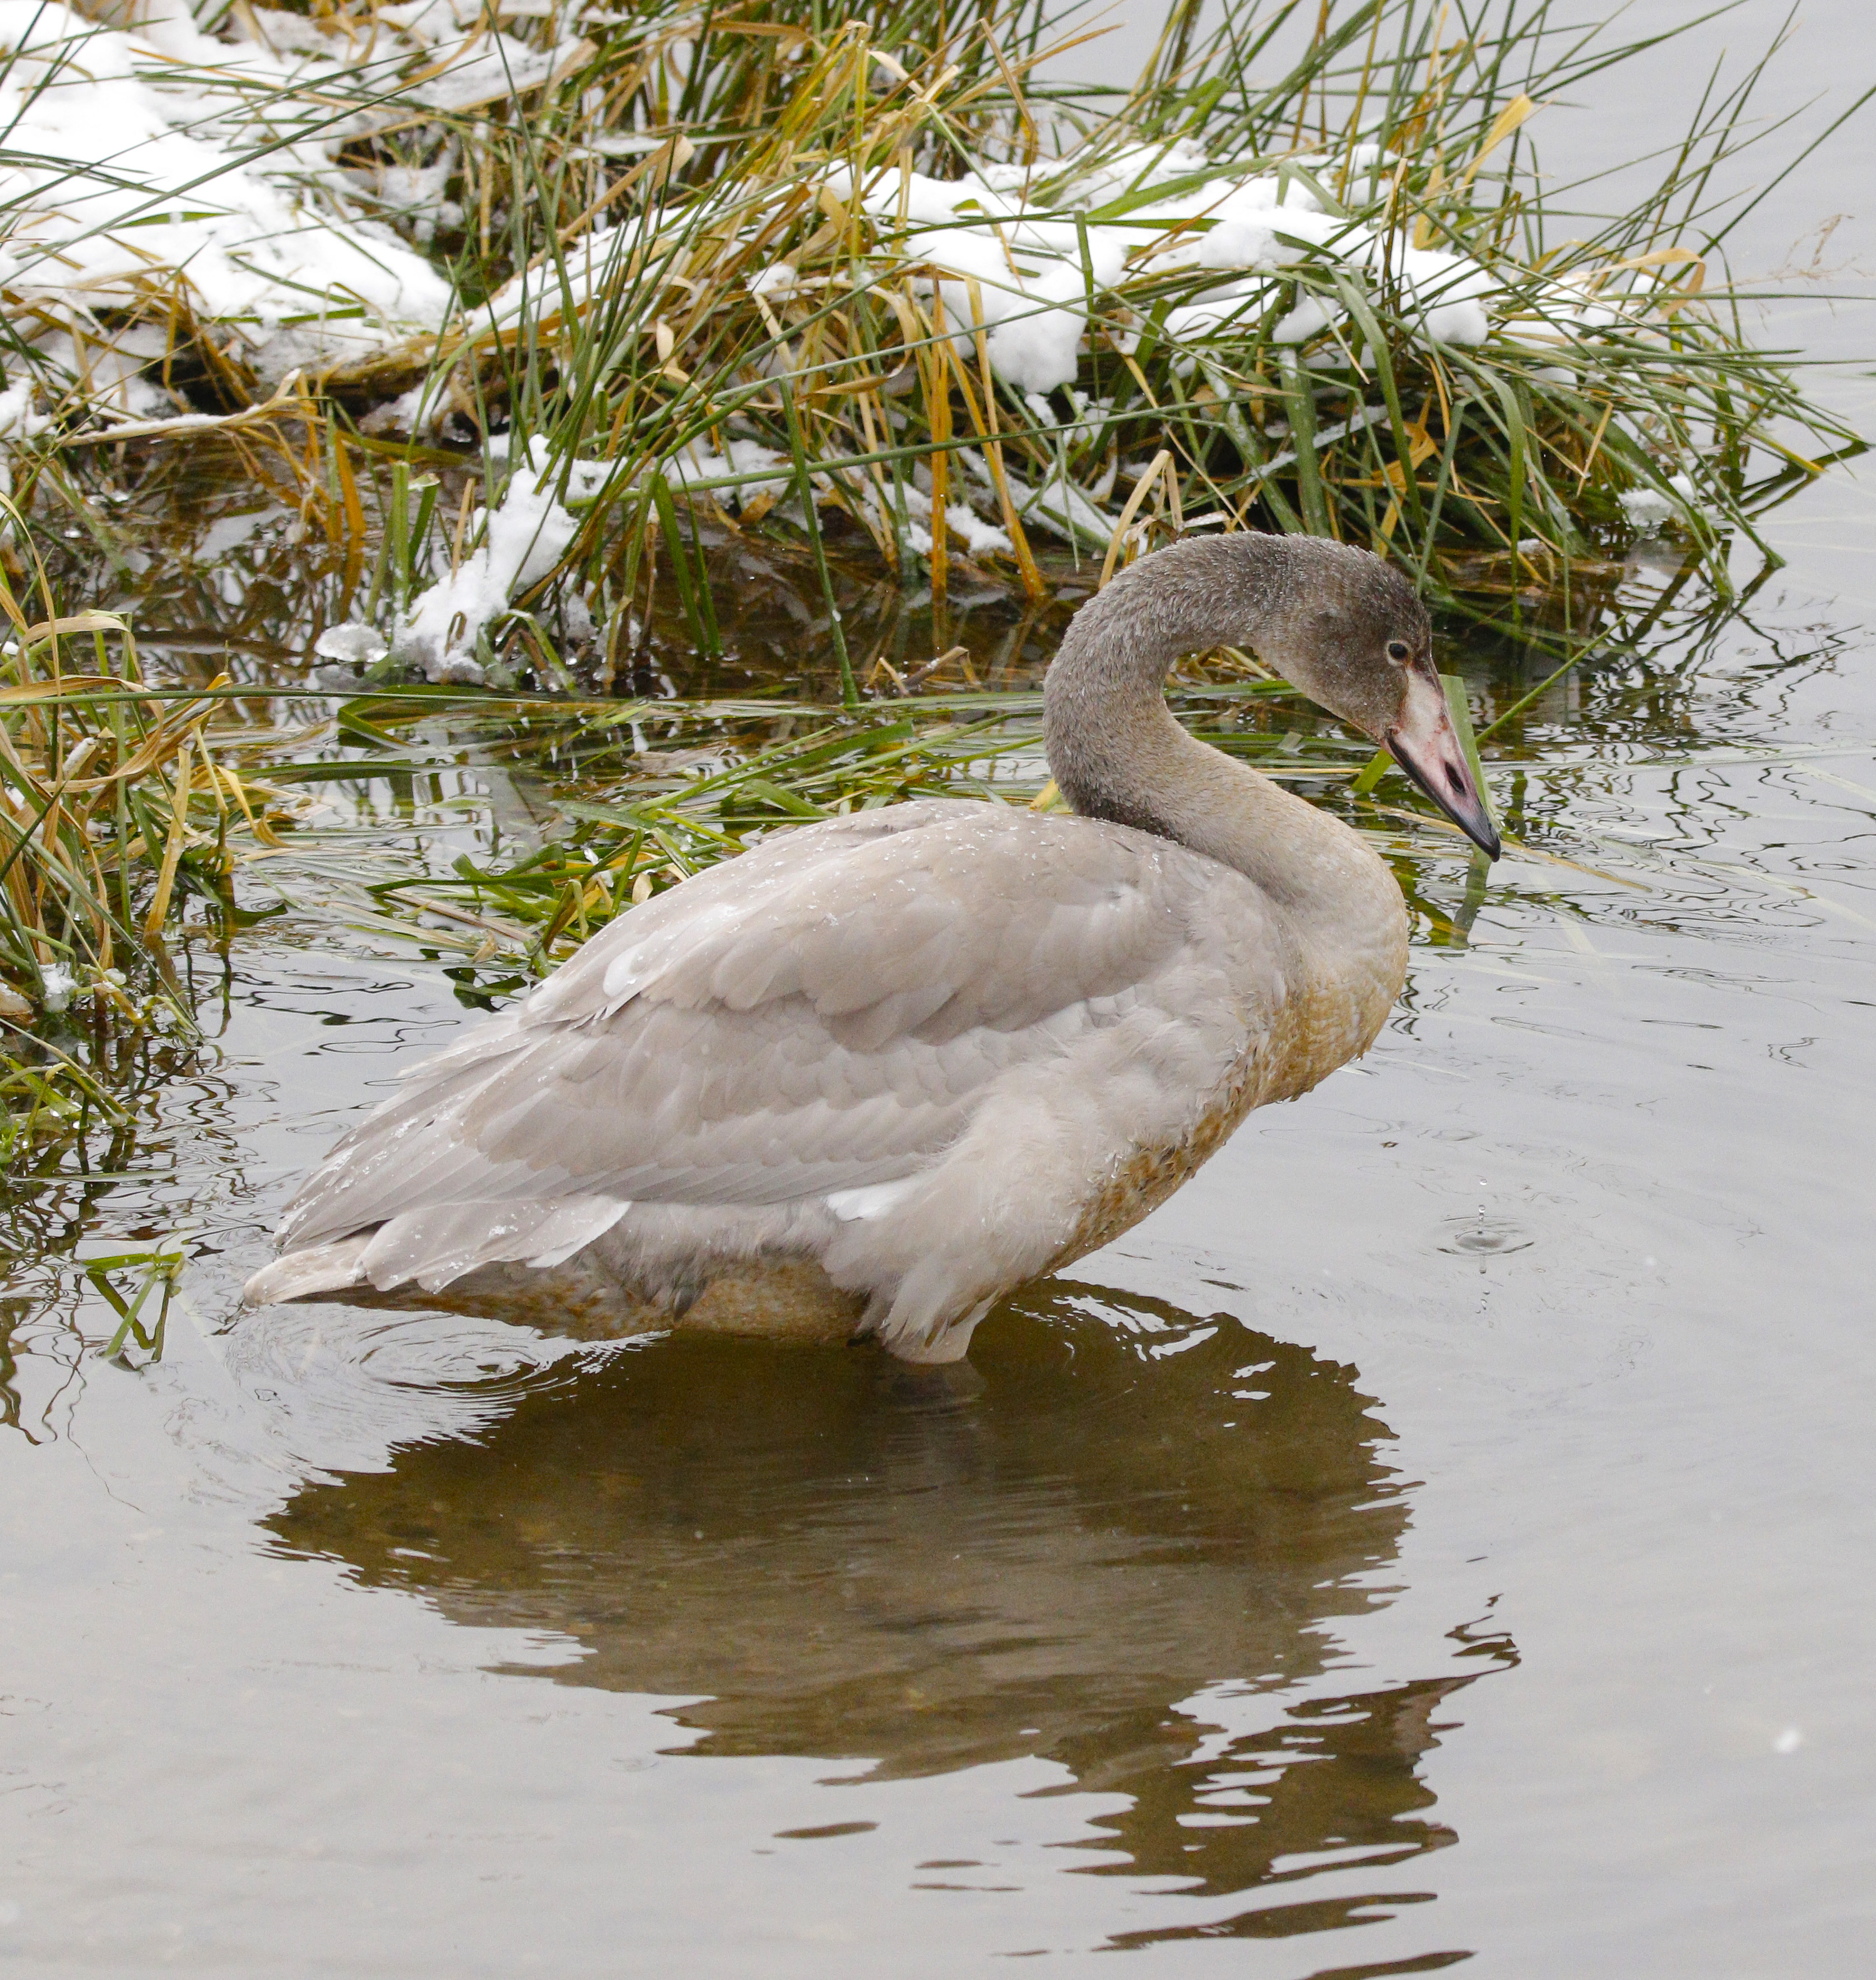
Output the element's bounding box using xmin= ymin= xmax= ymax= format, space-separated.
xmin=278 ymin=802 xmax=1275 ymax=1261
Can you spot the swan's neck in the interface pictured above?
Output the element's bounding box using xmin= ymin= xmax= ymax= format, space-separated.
xmin=1043 ymin=540 xmax=1377 ymax=918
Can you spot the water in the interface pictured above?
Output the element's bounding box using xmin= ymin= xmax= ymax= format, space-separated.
xmin=4 ymin=7 xmax=1876 ymax=1972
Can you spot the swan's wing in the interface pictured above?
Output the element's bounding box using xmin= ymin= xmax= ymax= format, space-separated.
xmin=276 ymin=801 xmax=1278 ymax=1270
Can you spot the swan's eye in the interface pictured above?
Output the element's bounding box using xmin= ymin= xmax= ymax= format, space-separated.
xmin=1386 ymin=640 xmax=1411 ymax=664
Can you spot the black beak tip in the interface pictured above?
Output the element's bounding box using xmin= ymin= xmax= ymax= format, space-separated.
xmin=1386 ymin=735 xmax=1502 ymax=863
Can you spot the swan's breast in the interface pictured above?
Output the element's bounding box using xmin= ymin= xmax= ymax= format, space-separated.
xmin=1047 ymin=835 xmax=1409 ymax=1269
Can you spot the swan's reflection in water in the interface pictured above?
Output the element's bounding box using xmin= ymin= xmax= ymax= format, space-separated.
xmin=270 ymin=1284 xmax=1511 ymax=1948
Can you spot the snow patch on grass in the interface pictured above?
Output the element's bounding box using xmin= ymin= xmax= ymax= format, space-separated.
xmin=397 ymin=442 xmax=611 ymax=681
xmin=824 ymin=139 xmax=1497 ymax=400
xmin=0 ymin=0 xmax=554 ymax=418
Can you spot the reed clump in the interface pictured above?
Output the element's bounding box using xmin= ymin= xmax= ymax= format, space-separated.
xmin=420 ymin=0 xmax=1855 ymax=644
xmin=0 ymin=1 xmax=1862 ymax=697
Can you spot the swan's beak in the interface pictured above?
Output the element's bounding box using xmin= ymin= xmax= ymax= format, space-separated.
xmin=1385 ymin=667 xmax=1502 ymax=861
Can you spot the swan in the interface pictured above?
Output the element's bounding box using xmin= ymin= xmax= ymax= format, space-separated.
xmin=244 ymin=532 xmax=1498 ymax=1364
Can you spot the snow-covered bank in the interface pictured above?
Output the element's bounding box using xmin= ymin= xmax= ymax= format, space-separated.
xmin=0 ymin=0 xmax=583 ymax=421
xmin=0 ymin=0 xmax=1808 ymax=685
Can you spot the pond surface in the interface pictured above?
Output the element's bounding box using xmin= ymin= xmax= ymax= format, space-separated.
xmin=4 ymin=8 xmax=1875 ymax=1974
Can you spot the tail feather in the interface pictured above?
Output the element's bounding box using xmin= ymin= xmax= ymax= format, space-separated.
xmin=245 ymin=1197 xmax=632 ymax=1308
xmin=242 ymin=1235 xmax=373 ymax=1307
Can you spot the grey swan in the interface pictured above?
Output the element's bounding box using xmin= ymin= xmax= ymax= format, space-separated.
xmin=244 ymin=532 xmax=1498 ymax=1363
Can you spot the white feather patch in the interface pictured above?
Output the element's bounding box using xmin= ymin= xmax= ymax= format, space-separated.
xmin=824 ymin=1178 xmax=918 ymax=1222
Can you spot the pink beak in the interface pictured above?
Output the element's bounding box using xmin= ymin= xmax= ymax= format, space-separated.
xmin=1386 ymin=666 xmax=1501 ymax=860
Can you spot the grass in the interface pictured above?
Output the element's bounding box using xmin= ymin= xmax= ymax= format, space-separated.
xmin=0 ymin=0 xmax=1866 ymax=690
xmin=0 ymin=519 xmax=304 ymax=1168
xmin=214 ymin=524 xmax=1776 ymax=987
xmin=486 ymin=0 xmax=1855 ymax=589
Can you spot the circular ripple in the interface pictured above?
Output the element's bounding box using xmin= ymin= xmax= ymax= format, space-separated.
xmin=1439 ymin=1216 xmax=1536 ymax=1256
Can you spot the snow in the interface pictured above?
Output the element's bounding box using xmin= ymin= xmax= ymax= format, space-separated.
xmin=1619 ymin=472 xmax=1699 ymax=533
xmin=407 ymin=31 xmax=585 ymax=113
xmin=473 ymin=222 xmax=631 ymax=338
xmin=396 ymin=441 xmax=611 ymax=682
xmin=870 ymin=475 xmax=1013 ymax=562
xmin=313 ymin=624 xmax=390 ymax=665
xmin=1619 ymin=487 xmax=1673 ymax=529
xmin=747 ymin=262 xmax=800 ymax=301
xmin=0 ymin=0 xmax=592 ymax=422
xmin=1001 ymin=456 xmax=1123 ymax=551
xmin=28 ymin=328 xmax=178 ymax=423
xmin=391 ymin=422 xmax=1025 ymax=678
xmin=662 ymin=439 xmax=795 ymax=505
xmin=824 ymin=140 xmax=1499 ymax=399
xmin=0 ymin=1 xmax=453 ymax=373
xmin=0 ymin=380 xmax=49 ymax=443
xmin=653 ymin=433 xmax=1017 ymax=561
xmin=824 ymin=156 xmax=1130 ymax=396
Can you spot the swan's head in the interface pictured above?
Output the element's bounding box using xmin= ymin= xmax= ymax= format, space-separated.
xmin=1047 ymin=532 xmax=1501 ymax=859
xmin=1239 ymin=537 xmax=1501 ymax=861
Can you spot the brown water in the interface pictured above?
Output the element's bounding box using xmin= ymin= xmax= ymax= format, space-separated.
xmin=4 ymin=6 xmax=1876 ymax=1972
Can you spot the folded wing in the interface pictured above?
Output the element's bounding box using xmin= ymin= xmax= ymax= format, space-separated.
xmin=276 ymin=801 xmax=1275 ymax=1289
